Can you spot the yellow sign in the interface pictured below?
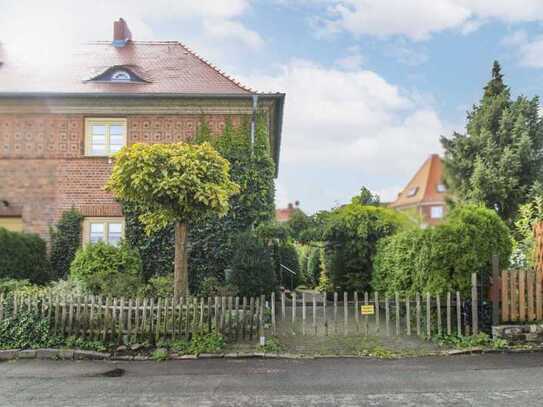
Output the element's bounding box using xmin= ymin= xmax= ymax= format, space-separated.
xmin=360 ymin=305 xmax=375 ymax=315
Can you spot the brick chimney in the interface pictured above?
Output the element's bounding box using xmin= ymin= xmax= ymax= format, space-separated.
xmin=113 ymin=18 xmax=132 ymax=48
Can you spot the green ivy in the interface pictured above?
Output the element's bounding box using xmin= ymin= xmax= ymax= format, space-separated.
xmin=49 ymin=209 xmax=83 ymax=280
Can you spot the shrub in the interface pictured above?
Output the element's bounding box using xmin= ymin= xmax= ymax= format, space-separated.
xmin=0 ymin=278 xmax=33 ymax=295
xmin=197 ymin=276 xmax=238 ymax=298
xmin=322 ymin=203 xmax=413 ymax=292
xmin=70 ymin=241 xmax=143 ymax=297
xmin=229 ymin=231 xmax=277 ymax=296
xmin=49 ymin=209 xmax=83 ymax=280
xmin=373 ymin=205 xmax=512 ymax=296
xmin=139 ymin=275 xmax=175 ymax=298
xmin=306 ymin=246 xmax=323 ymax=287
xmin=0 ymin=228 xmax=50 ymax=283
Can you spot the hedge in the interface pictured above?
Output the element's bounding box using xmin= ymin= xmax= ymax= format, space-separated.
xmin=372 ymin=205 xmax=512 ymax=296
xmin=0 ymin=228 xmax=50 ymax=283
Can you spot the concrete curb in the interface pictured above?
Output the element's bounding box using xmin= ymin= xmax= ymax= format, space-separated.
xmin=2 ymin=346 xmax=543 ymax=362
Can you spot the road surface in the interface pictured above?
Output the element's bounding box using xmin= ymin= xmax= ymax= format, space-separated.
xmin=1 ymin=353 xmax=543 ymax=406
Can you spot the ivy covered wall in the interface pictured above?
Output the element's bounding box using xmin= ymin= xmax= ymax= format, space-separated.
xmin=124 ymin=115 xmax=276 ymax=291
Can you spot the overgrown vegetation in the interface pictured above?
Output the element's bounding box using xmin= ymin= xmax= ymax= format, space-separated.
xmin=433 ymin=333 xmax=508 ymax=350
xmin=158 ymin=330 xmax=225 ymax=355
xmin=0 ymin=311 xmax=59 ymax=349
xmin=320 ymin=202 xmax=414 ymax=292
xmin=373 ymin=205 xmax=512 ymax=296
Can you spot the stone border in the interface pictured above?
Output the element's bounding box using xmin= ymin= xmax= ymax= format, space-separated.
xmin=2 ymin=346 xmax=543 ymax=362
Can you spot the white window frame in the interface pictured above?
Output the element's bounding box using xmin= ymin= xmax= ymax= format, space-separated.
xmin=430 ymin=206 xmax=444 ymax=219
xmin=84 ymin=118 xmax=127 ymax=157
xmin=82 ymin=217 xmax=125 ymax=245
xmin=437 ymin=183 xmax=447 ymax=193
xmin=406 ymin=187 xmax=419 ymax=197
xmin=111 ymin=70 xmax=131 ymax=82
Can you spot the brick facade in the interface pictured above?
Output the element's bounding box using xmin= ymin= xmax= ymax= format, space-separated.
xmin=0 ymin=112 xmax=246 ymax=240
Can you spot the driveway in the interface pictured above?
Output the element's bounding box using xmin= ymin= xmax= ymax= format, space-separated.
xmin=2 ymin=353 xmax=543 ymax=406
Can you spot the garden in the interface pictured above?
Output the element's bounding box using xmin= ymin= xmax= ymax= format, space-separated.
xmin=2 ymin=62 xmax=543 ymax=358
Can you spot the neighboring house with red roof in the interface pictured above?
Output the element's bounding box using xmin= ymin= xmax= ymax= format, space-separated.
xmin=276 ymin=202 xmax=300 ymax=223
xmin=0 ymin=19 xmax=285 ymax=243
xmin=389 ymin=154 xmax=448 ymax=226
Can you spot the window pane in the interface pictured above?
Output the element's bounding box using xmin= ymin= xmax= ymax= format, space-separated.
xmin=91 ymin=125 xmax=106 ymax=135
xmin=110 ymin=134 xmax=124 ymax=145
xmin=90 ymin=223 xmax=105 ymax=243
xmin=108 ymin=223 xmax=123 ymax=245
xmin=431 ymin=206 xmax=444 ymax=219
xmin=92 ymin=134 xmax=106 ymax=145
xmin=91 ymin=144 xmax=107 ymax=155
xmin=110 ymin=125 xmax=124 ymax=136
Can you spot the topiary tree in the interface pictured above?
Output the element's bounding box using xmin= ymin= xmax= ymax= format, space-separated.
xmin=49 ymin=209 xmax=83 ymax=280
xmin=106 ymin=142 xmax=239 ymax=296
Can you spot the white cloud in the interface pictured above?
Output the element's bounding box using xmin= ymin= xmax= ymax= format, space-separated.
xmin=243 ymin=60 xmax=447 ymax=212
xmin=501 ymin=30 xmax=543 ymax=68
xmin=0 ymin=0 xmax=262 ymax=63
xmin=318 ymin=0 xmax=543 ymax=41
xmin=203 ymin=19 xmax=264 ymax=49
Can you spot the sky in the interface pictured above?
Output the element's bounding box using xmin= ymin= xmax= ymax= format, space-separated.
xmin=2 ymin=0 xmax=543 ymax=213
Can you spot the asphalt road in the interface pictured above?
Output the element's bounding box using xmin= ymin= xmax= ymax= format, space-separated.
xmin=2 ymin=353 xmax=543 ymax=406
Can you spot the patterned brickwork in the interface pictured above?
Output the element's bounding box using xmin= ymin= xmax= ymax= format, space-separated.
xmin=0 ymin=113 xmax=247 ymax=241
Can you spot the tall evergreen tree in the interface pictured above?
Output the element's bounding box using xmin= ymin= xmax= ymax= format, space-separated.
xmin=441 ymin=61 xmax=543 ymax=223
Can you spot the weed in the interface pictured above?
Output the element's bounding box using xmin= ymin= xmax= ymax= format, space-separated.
xmin=151 ymin=349 xmax=169 ymax=362
xmin=258 ymin=337 xmax=283 ymax=353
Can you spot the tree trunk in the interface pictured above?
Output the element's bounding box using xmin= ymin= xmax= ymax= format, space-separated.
xmin=174 ymin=222 xmax=189 ymax=297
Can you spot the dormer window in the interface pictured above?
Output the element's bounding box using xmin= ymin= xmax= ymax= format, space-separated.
xmin=406 ymin=187 xmax=419 ymax=197
xmin=111 ymin=70 xmax=131 ymax=82
xmin=85 ymin=65 xmax=149 ymax=84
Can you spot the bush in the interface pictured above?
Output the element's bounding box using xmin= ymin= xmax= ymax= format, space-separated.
xmin=49 ymin=209 xmax=83 ymax=280
xmin=306 ymin=246 xmax=323 ymax=287
xmin=197 ymin=276 xmax=238 ymax=298
xmin=322 ymin=203 xmax=413 ymax=292
xmin=70 ymin=241 xmax=143 ymax=297
xmin=0 ymin=228 xmax=50 ymax=283
xmin=229 ymin=231 xmax=277 ymax=296
xmin=373 ymin=205 xmax=512 ymax=296
xmin=0 ymin=278 xmax=33 ymax=295
xmin=139 ymin=275 xmax=175 ymax=298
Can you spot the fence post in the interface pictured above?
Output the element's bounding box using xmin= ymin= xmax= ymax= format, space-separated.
xmin=491 ymin=255 xmax=500 ymax=326
xmin=471 ymin=273 xmax=479 ymax=335
xmin=271 ymin=292 xmax=276 ymax=336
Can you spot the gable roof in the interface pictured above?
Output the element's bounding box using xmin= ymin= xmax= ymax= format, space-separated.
xmin=0 ymin=41 xmax=253 ymax=94
xmin=389 ymin=154 xmax=446 ymax=208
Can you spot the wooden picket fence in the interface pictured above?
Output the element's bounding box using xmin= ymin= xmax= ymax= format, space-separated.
xmin=0 ymin=293 xmax=267 ymax=343
xmin=0 ymin=273 xmax=481 ymax=341
xmin=500 ymin=269 xmax=543 ymax=322
xmin=275 ymin=281 xmax=477 ymax=338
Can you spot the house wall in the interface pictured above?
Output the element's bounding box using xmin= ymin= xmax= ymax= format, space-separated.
xmin=0 ymin=110 xmax=248 ymax=241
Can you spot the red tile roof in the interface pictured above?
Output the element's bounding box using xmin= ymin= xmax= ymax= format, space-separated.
xmin=0 ymin=41 xmax=253 ymax=95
